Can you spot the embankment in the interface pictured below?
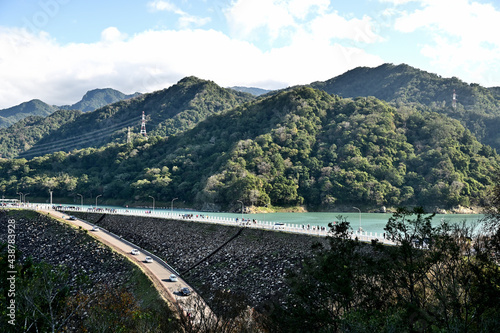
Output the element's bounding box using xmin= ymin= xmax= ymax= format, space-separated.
xmin=75 ymin=212 xmax=329 ymax=308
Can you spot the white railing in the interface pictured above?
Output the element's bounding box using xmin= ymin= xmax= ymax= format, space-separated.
xmin=6 ymin=202 xmax=395 ymax=245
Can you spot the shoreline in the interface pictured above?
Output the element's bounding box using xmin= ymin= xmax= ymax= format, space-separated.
xmin=8 ymin=196 xmax=484 ymax=215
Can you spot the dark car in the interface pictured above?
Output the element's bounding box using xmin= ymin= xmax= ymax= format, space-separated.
xmin=181 ymin=287 xmax=191 ymax=296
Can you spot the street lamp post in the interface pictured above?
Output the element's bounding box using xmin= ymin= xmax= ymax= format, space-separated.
xmin=77 ymin=193 xmax=83 ymax=210
xmin=171 ymin=197 xmax=178 ymax=215
xmin=49 ymin=190 xmax=53 ymax=206
xmin=17 ymin=192 xmax=23 ymax=204
xmin=353 ymin=206 xmax=361 ymax=232
xmin=237 ymin=200 xmax=244 ymax=223
xmin=96 ymin=194 xmax=102 ymax=209
xmin=24 ymin=193 xmax=29 ymax=204
xmin=148 ymin=195 xmax=155 ymax=212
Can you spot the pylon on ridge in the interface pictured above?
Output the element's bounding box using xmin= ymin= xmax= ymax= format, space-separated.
xmin=140 ymin=111 xmax=148 ymax=139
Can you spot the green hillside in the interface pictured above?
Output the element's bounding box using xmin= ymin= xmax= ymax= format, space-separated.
xmin=2 ymin=86 xmax=497 ymax=211
xmin=310 ymin=63 xmax=500 ymax=150
xmin=0 ymin=109 xmax=81 ymax=158
xmin=0 ymin=99 xmax=59 ymax=128
xmin=59 ymin=88 xmax=141 ymax=112
xmin=18 ymin=77 xmax=255 ymax=159
xmin=229 ymin=86 xmax=271 ymax=96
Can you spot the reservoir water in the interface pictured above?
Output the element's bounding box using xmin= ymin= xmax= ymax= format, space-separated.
xmin=55 ymin=203 xmax=484 ymax=235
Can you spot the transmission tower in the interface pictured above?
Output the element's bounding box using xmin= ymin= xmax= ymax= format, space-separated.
xmin=140 ymin=111 xmax=148 ymax=138
xmin=127 ymin=127 xmax=131 ymax=143
xmin=452 ymin=89 xmax=457 ymax=108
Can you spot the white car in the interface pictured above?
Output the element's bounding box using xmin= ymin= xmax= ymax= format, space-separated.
xmin=91 ymin=226 xmax=99 ymax=231
xmin=144 ymin=256 xmax=153 ymax=263
xmin=169 ymin=274 xmax=178 ymax=282
xmin=131 ymin=249 xmax=140 ymax=255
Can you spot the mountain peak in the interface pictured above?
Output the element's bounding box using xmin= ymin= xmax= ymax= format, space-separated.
xmin=60 ymin=88 xmax=142 ymax=112
xmin=229 ymin=86 xmax=271 ymax=96
xmin=0 ymin=99 xmax=58 ymax=127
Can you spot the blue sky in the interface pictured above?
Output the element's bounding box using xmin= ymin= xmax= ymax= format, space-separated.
xmin=1 ymin=0 xmax=499 ymax=108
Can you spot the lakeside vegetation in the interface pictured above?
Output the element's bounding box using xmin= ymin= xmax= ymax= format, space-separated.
xmin=2 ymin=202 xmax=498 ymax=332
xmin=0 ymin=63 xmax=499 ymax=332
xmin=1 ymin=86 xmax=498 ymax=212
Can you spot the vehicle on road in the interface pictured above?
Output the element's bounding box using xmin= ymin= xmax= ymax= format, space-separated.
xmin=181 ymin=287 xmax=191 ymax=296
xmin=91 ymin=226 xmax=99 ymax=231
xmin=68 ymin=216 xmax=77 ymax=220
xmin=131 ymin=249 xmax=140 ymax=255
xmin=144 ymin=256 xmax=153 ymax=263
xmin=169 ymin=274 xmax=178 ymax=282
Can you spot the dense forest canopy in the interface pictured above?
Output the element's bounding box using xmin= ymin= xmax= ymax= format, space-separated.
xmin=59 ymin=88 xmax=141 ymax=112
xmin=310 ymin=63 xmax=500 ymax=151
xmin=12 ymin=77 xmax=254 ymax=159
xmin=1 ymin=86 xmax=498 ymax=211
xmin=0 ymin=110 xmax=81 ymax=159
xmin=0 ymin=99 xmax=59 ymax=128
xmin=2 ymin=63 xmax=500 ymax=159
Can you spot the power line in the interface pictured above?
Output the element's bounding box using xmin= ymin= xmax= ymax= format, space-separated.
xmin=18 ymin=117 xmax=141 ymax=158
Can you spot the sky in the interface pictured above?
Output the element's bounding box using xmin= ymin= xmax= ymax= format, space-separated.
xmin=1 ymin=0 xmax=500 ymax=109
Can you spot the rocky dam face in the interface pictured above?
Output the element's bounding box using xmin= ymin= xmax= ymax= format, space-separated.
xmin=73 ymin=212 xmax=329 ymax=308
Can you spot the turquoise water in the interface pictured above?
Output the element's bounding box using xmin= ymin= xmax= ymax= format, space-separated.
xmin=188 ymin=211 xmax=483 ymax=234
xmin=54 ymin=203 xmax=484 ymax=235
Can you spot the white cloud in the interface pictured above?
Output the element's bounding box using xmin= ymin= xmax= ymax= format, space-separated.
xmin=309 ymin=12 xmax=383 ymax=43
xmin=178 ymin=15 xmax=211 ymax=29
xmin=147 ymin=0 xmax=182 ymax=13
xmin=147 ymin=0 xmax=211 ymax=28
xmin=393 ymin=0 xmax=500 ymax=86
xmin=287 ymin=0 xmax=330 ymax=19
xmin=379 ymin=0 xmax=417 ymax=4
xmin=225 ymin=0 xmax=296 ymax=41
xmin=101 ymin=27 xmax=128 ymax=43
xmin=0 ymin=26 xmax=383 ymax=109
xmin=225 ymin=0 xmax=383 ymax=46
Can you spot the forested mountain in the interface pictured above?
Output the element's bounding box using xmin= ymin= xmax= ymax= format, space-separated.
xmin=310 ymin=63 xmax=500 ymax=151
xmin=17 ymin=77 xmax=255 ymax=159
xmin=0 ymin=99 xmax=59 ymax=128
xmin=229 ymin=86 xmax=271 ymax=96
xmin=0 ymin=89 xmax=141 ymax=129
xmin=59 ymin=88 xmax=141 ymax=112
xmin=3 ymin=86 xmax=498 ymax=211
xmin=0 ymin=109 xmax=81 ymax=158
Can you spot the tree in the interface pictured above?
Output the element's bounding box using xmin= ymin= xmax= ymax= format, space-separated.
xmin=267 ymin=207 xmax=500 ymax=332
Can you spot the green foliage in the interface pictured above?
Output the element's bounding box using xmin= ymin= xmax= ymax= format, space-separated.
xmin=15 ymin=77 xmax=254 ymax=159
xmin=0 ymin=99 xmax=59 ymax=128
xmin=0 ymin=86 xmax=497 ymax=211
xmin=0 ymin=109 xmax=81 ymax=158
xmin=59 ymin=88 xmax=140 ymax=112
xmin=310 ymin=63 xmax=500 ymax=151
xmin=266 ymin=209 xmax=500 ymax=332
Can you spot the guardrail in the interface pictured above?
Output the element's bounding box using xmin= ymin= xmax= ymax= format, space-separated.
xmin=89 ymin=220 xmax=181 ymax=276
xmin=5 ymin=202 xmax=395 ymax=245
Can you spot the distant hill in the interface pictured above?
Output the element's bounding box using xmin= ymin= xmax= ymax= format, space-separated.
xmin=310 ymin=63 xmax=500 ymax=150
xmin=0 ymin=89 xmax=141 ymax=129
xmin=59 ymin=88 xmax=141 ymax=112
xmin=229 ymin=86 xmax=271 ymax=96
xmin=18 ymin=77 xmax=255 ymax=159
xmin=0 ymin=109 xmax=81 ymax=159
xmin=3 ymin=86 xmax=497 ymax=211
xmin=488 ymin=86 xmax=500 ymax=99
xmin=0 ymin=99 xmax=59 ymax=128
